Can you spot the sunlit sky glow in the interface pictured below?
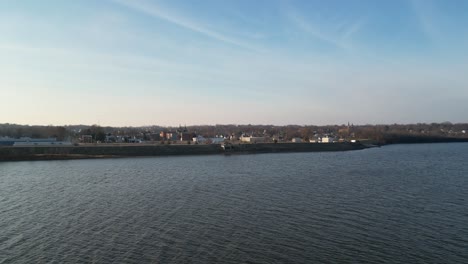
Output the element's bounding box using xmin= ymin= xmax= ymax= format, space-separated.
xmin=1 ymin=0 xmax=467 ymax=126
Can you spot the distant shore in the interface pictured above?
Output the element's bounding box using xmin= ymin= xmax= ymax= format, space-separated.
xmin=0 ymin=142 xmax=367 ymax=161
xmin=2 ymin=139 xmax=468 ymax=162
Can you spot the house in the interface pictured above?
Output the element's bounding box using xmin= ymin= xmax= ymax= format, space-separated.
xmin=160 ymin=131 xmax=178 ymax=141
xmin=291 ymin=138 xmax=302 ymax=143
xmin=81 ymin=135 xmax=93 ymax=143
xmin=128 ymin=137 xmax=142 ymax=143
xmin=209 ymin=137 xmax=226 ymax=144
xmin=105 ymin=134 xmax=116 ymax=143
xmin=167 ymin=132 xmax=178 ymax=141
xmin=193 ymin=136 xmax=225 ymax=144
xmin=240 ymin=134 xmax=265 ymax=143
xmin=193 ymin=136 xmax=206 ymax=143
xmin=180 ymin=132 xmax=193 ymax=141
xmin=150 ymin=133 xmax=161 ymax=141
xmin=321 ymin=136 xmax=335 ymax=143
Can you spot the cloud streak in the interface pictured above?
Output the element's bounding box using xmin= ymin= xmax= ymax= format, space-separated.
xmin=410 ymin=0 xmax=441 ymax=41
xmin=284 ymin=6 xmax=365 ymax=51
xmin=110 ymin=0 xmax=262 ymax=52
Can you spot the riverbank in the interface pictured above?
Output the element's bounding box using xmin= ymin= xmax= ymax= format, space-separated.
xmin=0 ymin=142 xmax=367 ymax=161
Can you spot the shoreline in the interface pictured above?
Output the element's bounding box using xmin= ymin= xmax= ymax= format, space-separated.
xmin=2 ymin=140 xmax=467 ymax=162
xmin=0 ymin=142 xmax=367 ymax=162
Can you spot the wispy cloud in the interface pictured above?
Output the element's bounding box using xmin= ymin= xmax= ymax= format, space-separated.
xmin=410 ymin=0 xmax=440 ymax=40
xmin=110 ymin=0 xmax=262 ymax=52
xmin=341 ymin=19 xmax=365 ymax=41
xmin=284 ymin=5 xmax=365 ymax=51
xmin=287 ymin=11 xmax=342 ymax=47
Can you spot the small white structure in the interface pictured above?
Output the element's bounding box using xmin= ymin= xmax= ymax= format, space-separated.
xmin=240 ymin=136 xmax=265 ymax=143
xmin=291 ymin=138 xmax=302 ymax=143
xmin=128 ymin=138 xmax=142 ymax=143
xmin=209 ymin=137 xmax=225 ymax=144
xmin=193 ymin=136 xmax=225 ymax=144
xmin=193 ymin=136 xmax=207 ymax=143
xmin=321 ymin=136 xmax=335 ymax=143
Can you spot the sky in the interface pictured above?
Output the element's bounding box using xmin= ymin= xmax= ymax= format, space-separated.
xmin=1 ymin=0 xmax=467 ymax=126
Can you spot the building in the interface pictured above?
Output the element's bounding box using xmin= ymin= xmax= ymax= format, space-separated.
xmin=0 ymin=137 xmax=17 ymax=146
xmin=193 ymin=136 xmax=225 ymax=144
xmin=240 ymin=135 xmax=265 ymax=143
xmin=149 ymin=133 xmax=161 ymax=141
xmin=193 ymin=136 xmax=206 ymax=143
xmin=291 ymin=138 xmax=302 ymax=143
xmin=0 ymin=137 xmax=71 ymax=146
xmin=13 ymin=141 xmax=72 ymax=146
xmin=180 ymin=133 xmax=193 ymax=141
xmin=208 ymin=137 xmax=226 ymax=144
xmin=81 ymin=135 xmax=93 ymax=143
xmin=160 ymin=131 xmax=178 ymax=141
xmin=321 ymin=136 xmax=335 ymax=143
xmin=105 ymin=135 xmax=116 ymax=143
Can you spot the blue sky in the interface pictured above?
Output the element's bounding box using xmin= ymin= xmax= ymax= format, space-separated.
xmin=1 ymin=0 xmax=467 ymax=126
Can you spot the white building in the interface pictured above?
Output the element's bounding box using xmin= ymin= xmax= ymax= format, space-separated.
xmin=209 ymin=137 xmax=226 ymax=144
xmin=193 ymin=136 xmax=207 ymax=143
xmin=291 ymin=138 xmax=302 ymax=143
xmin=321 ymin=136 xmax=335 ymax=143
xmin=193 ymin=136 xmax=225 ymax=144
xmin=240 ymin=135 xmax=265 ymax=143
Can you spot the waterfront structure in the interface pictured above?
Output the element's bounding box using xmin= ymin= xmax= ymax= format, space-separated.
xmin=240 ymin=135 xmax=265 ymax=143
xmin=192 ymin=136 xmax=225 ymax=144
xmin=292 ymin=138 xmax=303 ymax=143
xmin=193 ymin=136 xmax=206 ymax=143
xmin=209 ymin=137 xmax=225 ymax=144
xmin=14 ymin=141 xmax=72 ymax=146
xmin=180 ymin=133 xmax=192 ymax=141
xmin=0 ymin=137 xmax=71 ymax=146
xmin=81 ymin=135 xmax=93 ymax=143
xmin=160 ymin=131 xmax=178 ymax=141
xmin=176 ymin=125 xmax=192 ymax=141
xmin=321 ymin=136 xmax=335 ymax=143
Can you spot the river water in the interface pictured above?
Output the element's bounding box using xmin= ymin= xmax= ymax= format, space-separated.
xmin=1 ymin=143 xmax=468 ymax=263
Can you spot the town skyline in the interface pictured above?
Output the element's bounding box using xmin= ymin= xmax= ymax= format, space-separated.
xmin=1 ymin=0 xmax=468 ymax=126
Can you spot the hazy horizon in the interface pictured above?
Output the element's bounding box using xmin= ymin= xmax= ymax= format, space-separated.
xmin=1 ymin=120 xmax=466 ymax=129
xmin=1 ymin=0 xmax=468 ymax=126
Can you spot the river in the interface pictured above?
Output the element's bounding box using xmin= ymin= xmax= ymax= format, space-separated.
xmin=1 ymin=143 xmax=467 ymax=263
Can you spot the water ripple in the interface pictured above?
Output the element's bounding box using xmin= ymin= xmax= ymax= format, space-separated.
xmin=1 ymin=143 xmax=468 ymax=263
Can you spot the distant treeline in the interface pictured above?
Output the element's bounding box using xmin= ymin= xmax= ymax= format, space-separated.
xmin=0 ymin=124 xmax=68 ymax=140
xmin=1 ymin=122 xmax=467 ymax=144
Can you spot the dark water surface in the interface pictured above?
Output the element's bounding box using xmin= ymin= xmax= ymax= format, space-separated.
xmin=1 ymin=143 xmax=468 ymax=263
